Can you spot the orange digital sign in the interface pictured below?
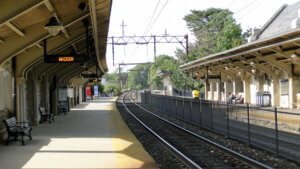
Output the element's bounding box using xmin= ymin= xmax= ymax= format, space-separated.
xmin=58 ymin=57 xmax=75 ymax=62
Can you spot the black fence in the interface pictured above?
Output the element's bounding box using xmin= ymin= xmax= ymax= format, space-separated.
xmin=140 ymin=91 xmax=300 ymax=163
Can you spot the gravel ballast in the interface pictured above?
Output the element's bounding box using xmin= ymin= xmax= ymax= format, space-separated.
xmin=116 ymin=100 xmax=188 ymax=169
xmin=141 ymin=104 xmax=300 ymax=169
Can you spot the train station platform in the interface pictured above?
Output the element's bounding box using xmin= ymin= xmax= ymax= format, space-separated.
xmin=0 ymin=98 xmax=158 ymax=169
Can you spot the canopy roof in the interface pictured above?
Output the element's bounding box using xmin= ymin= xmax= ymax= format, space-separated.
xmin=0 ymin=0 xmax=112 ymax=85
xmin=180 ymin=2 xmax=300 ymax=79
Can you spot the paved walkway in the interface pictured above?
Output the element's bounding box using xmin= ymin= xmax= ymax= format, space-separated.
xmin=0 ymin=98 xmax=158 ymax=169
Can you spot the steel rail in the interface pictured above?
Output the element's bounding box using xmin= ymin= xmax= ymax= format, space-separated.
xmin=121 ymin=92 xmax=202 ymax=169
xmin=128 ymin=91 xmax=273 ymax=169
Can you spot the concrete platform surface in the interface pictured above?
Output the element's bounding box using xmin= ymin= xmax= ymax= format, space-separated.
xmin=0 ymin=98 xmax=159 ymax=169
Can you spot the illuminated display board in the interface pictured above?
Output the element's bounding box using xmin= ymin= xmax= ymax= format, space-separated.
xmin=58 ymin=57 xmax=75 ymax=62
xmin=44 ymin=54 xmax=86 ymax=63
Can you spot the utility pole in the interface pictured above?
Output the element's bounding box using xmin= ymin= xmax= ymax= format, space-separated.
xmin=120 ymin=20 xmax=127 ymax=37
xmin=162 ymin=29 xmax=169 ymax=36
xmin=119 ymin=64 xmax=122 ymax=89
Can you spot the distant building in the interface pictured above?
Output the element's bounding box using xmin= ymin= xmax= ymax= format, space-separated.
xmin=156 ymin=70 xmax=174 ymax=96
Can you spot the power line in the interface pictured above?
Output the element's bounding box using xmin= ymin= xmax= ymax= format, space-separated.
xmin=143 ymin=0 xmax=161 ymax=36
xmin=130 ymin=0 xmax=170 ymax=59
xmin=130 ymin=0 xmax=162 ymax=60
xmin=144 ymin=0 xmax=170 ymax=35
xmin=234 ymin=0 xmax=260 ymax=14
xmin=236 ymin=0 xmax=264 ymax=20
xmin=226 ymin=0 xmax=239 ymax=8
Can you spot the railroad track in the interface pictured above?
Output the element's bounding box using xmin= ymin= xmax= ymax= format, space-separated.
xmin=120 ymin=91 xmax=273 ymax=169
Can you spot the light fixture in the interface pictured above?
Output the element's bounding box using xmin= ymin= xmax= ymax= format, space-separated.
xmin=250 ymin=61 xmax=255 ymax=65
xmin=44 ymin=17 xmax=63 ymax=36
xmin=225 ymin=66 xmax=229 ymax=70
xmin=291 ymin=53 xmax=299 ymax=60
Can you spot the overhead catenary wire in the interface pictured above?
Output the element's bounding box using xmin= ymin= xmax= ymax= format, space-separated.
xmin=131 ymin=0 xmax=170 ymax=61
xmin=236 ymin=0 xmax=265 ymax=21
xmin=143 ymin=0 xmax=162 ymax=36
xmin=144 ymin=0 xmax=170 ymax=35
xmin=130 ymin=0 xmax=259 ymax=66
xmin=130 ymin=0 xmax=161 ymax=59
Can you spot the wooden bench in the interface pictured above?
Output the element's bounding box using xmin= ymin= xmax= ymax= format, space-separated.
xmin=39 ymin=107 xmax=54 ymax=123
xmin=2 ymin=117 xmax=32 ymax=145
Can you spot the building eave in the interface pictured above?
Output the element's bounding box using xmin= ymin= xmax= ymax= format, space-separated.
xmin=180 ymin=27 xmax=300 ymax=71
xmin=89 ymin=0 xmax=112 ymax=74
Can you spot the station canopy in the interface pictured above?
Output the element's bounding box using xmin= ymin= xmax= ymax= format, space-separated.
xmin=0 ymin=0 xmax=112 ymax=84
xmin=180 ymin=3 xmax=300 ymax=79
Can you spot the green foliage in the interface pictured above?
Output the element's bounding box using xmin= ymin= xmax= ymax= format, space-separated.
xmin=103 ymin=67 xmax=128 ymax=87
xmin=150 ymin=55 xmax=203 ymax=91
xmin=171 ymin=71 xmax=203 ymax=91
xmin=104 ymin=84 xmax=121 ymax=95
xmin=126 ymin=64 xmax=151 ymax=89
xmin=182 ymin=8 xmax=245 ymax=62
xmin=98 ymin=83 xmax=104 ymax=94
xmin=102 ymin=73 xmax=119 ymax=82
xmin=215 ymin=17 xmax=244 ymax=52
xmin=150 ymin=55 xmax=178 ymax=89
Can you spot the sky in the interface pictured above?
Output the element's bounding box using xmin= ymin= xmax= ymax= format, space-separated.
xmin=106 ymin=0 xmax=299 ymax=73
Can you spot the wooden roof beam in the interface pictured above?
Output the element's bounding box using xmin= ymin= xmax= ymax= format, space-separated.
xmin=227 ymin=61 xmax=254 ymax=76
xmin=0 ymin=37 xmax=4 ymax=43
xmin=35 ymin=43 xmax=43 ymax=48
xmin=269 ymin=47 xmax=300 ymax=65
xmin=6 ymin=22 xmax=25 ymax=36
xmin=44 ymin=0 xmax=70 ymax=39
xmin=0 ymin=0 xmax=46 ymax=27
xmin=0 ymin=13 xmax=89 ymax=67
xmin=24 ymin=31 xmax=91 ymax=77
xmin=238 ymin=56 xmax=274 ymax=76
xmin=251 ymin=52 xmax=291 ymax=74
xmin=213 ymin=66 xmax=236 ymax=79
xmin=293 ymin=42 xmax=300 ymax=46
xmin=72 ymin=44 xmax=78 ymax=53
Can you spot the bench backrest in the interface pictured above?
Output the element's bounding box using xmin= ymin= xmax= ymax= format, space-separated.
xmin=3 ymin=117 xmax=17 ymax=131
xmin=39 ymin=107 xmax=47 ymax=115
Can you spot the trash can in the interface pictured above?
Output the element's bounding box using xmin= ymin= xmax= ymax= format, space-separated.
xmin=192 ymin=90 xmax=199 ymax=99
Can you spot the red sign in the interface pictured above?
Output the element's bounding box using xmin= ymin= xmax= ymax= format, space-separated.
xmin=86 ymin=85 xmax=91 ymax=97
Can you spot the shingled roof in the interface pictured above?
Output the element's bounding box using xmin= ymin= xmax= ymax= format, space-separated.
xmin=256 ymin=1 xmax=300 ymax=40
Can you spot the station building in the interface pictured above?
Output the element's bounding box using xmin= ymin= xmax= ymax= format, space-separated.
xmin=180 ymin=2 xmax=300 ymax=109
xmin=0 ymin=0 xmax=112 ymax=138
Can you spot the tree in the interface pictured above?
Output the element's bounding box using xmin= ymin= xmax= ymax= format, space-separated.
xmin=182 ymin=8 xmax=245 ymax=62
xmin=98 ymin=83 xmax=104 ymax=94
xmin=104 ymin=84 xmax=121 ymax=96
xmin=150 ymin=55 xmax=203 ymax=91
xmin=150 ymin=55 xmax=178 ymax=89
xmin=102 ymin=67 xmax=128 ymax=87
xmin=102 ymin=73 xmax=119 ymax=82
xmin=126 ymin=64 xmax=151 ymax=89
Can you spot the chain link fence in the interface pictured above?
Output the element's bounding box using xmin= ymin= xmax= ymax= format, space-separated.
xmin=141 ymin=91 xmax=300 ymax=163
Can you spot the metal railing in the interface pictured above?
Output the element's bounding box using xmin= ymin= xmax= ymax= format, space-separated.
xmin=140 ymin=91 xmax=300 ymax=163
